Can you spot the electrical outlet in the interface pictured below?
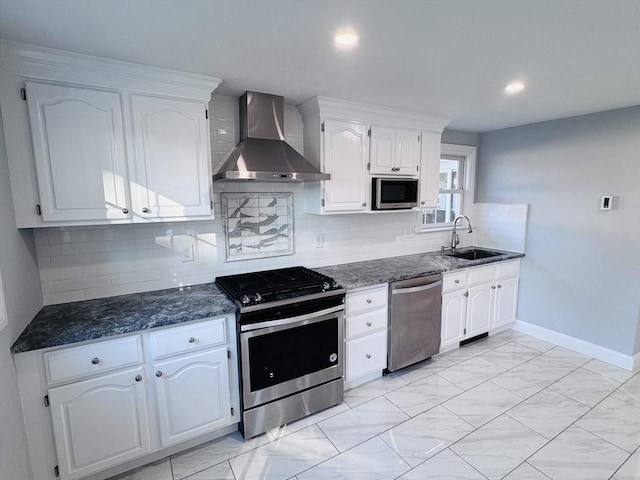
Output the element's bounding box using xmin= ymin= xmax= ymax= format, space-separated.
xmin=181 ymin=245 xmax=194 ymax=262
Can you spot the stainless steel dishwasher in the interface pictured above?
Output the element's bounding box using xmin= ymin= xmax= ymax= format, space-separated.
xmin=387 ymin=273 xmax=442 ymax=372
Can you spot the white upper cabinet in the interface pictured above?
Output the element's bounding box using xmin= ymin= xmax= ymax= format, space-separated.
xmin=298 ymin=97 xmax=449 ymax=215
xmin=370 ymin=126 xmax=420 ymax=176
xmin=321 ymin=119 xmax=369 ymax=212
xmin=130 ymin=95 xmax=211 ymax=219
xmin=26 ymin=82 xmax=131 ymax=222
xmin=0 ymin=42 xmax=220 ymax=227
xmin=418 ymin=132 xmax=442 ymax=208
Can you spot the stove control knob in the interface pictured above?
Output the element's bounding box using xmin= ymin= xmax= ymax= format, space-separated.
xmin=241 ymin=295 xmax=251 ymax=305
xmin=254 ymin=293 xmax=262 ymax=303
xmin=322 ymin=281 xmax=331 ymax=291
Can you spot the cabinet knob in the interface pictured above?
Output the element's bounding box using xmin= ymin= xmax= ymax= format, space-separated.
xmin=362 ymin=202 xmax=367 ymax=207
xmin=122 ymin=208 xmax=129 ymax=214
xmin=366 ymin=322 xmax=372 ymax=327
xmin=454 ymin=279 xmax=460 ymax=284
xmin=91 ymin=357 xmax=100 ymax=365
xmin=463 ymin=291 xmax=469 ymax=297
xmin=366 ymin=299 xmax=372 ymax=304
xmin=366 ymin=354 xmax=371 ymax=359
xmin=188 ymin=337 xmax=195 ymax=343
xmin=492 ymin=285 xmax=496 ymax=289
xmin=142 ymin=207 xmax=150 ymax=213
xmin=421 ymin=201 xmax=425 ymax=205
xmin=135 ymin=375 xmax=142 ymax=382
xmin=497 ymin=284 xmax=502 ymax=289
xmin=156 ymin=371 xmax=163 ymax=377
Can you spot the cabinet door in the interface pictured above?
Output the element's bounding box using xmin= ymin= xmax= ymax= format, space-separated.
xmin=369 ymin=126 xmax=395 ymax=175
xmin=394 ymin=128 xmax=420 ymax=176
xmin=321 ymin=119 xmax=369 ymax=212
xmin=154 ymin=348 xmax=231 ymax=447
xmin=466 ymin=283 xmax=493 ymax=338
xmin=48 ymin=367 xmax=150 ymax=480
xmin=441 ymin=291 xmax=466 ymax=350
xmin=493 ymin=277 xmax=519 ymax=329
xmin=130 ymin=95 xmax=211 ymax=219
xmin=25 ymin=82 xmax=130 ymax=222
xmin=345 ymin=330 xmax=387 ymax=382
xmin=418 ymin=132 xmax=441 ymax=209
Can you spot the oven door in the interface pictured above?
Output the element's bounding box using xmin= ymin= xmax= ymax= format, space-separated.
xmin=240 ymin=305 xmax=344 ymax=410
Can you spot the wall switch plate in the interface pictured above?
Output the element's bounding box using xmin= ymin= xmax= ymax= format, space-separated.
xmin=600 ymin=195 xmax=613 ymax=211
xmin=315 ymin=234 xmax=324 ymax=248
xmin=181 ymin=245 xmax=195 ymax=262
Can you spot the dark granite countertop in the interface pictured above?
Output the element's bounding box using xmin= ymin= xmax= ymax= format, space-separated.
xmin=12 ymin=247 xmax=523 ymax=354
xmin=314 ymin=247 xmax=525 ymax=290
xmin=11 ymin=283 xmax=237 ymax=354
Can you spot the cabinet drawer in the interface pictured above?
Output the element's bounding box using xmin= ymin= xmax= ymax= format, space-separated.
xmin=496 ymin=259 xmax=520 ymax=279
xmin=44 ymin=335 xmax=142 ymax=384
xmin=346 ymin=309 xmax=387 ymax=340
xmin=443 ymin=271 xmax=467 ymax=292
xmin=150 ymin=317 xmax=227 ymax=359
xmin=346 ymin=285 xmax=388 ymax=316
xmin=467 ymin=264 xmax=496 ymax=286
xmin=346 ymin=330 xmax=387 ymax=381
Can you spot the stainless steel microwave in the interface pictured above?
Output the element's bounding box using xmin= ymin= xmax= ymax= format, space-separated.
xmin=371 ymin=177 xmax=419 ymax=210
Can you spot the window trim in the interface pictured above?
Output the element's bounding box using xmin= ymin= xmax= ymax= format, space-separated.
xmin=420 ymin=143 xmax=476 ymax=231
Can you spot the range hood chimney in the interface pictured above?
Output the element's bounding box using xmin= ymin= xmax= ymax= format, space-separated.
xmin=212 ymin=92 xmax=330 ymax=182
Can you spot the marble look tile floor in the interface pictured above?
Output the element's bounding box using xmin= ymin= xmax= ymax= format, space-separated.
xmin=110 ymin=330 xmax=640 ymax=480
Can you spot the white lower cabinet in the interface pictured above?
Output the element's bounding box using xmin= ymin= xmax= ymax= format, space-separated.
xmin=346 ymin=330 xmax=387 ymax=382
xmin=49 ymin=367 xmax=151 ymax=480
xmin=15 ymin=315 xmax=238 ymax=480
xmin=441 ymin=260 xmax=520 ymax=351
xmin=154 ymin=348 xmax=231 ymax=447
xmin=344 ymin=284 xmax=388 ymax=389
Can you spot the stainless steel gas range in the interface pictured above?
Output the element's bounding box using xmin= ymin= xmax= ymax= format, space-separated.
xmin=215 ymin=266 xmax=345 ymax=438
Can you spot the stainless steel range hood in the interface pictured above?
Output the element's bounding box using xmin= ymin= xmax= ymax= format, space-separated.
xmin=213 ymin=92 xmax=330 ymax=182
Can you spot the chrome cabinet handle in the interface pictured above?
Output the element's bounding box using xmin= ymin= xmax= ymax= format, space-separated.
xmin=366 ymin=322 xmax=372 ymax=327
xmin=91 ymin=357 xmax=100 ymax=365
xmin=142 ymin=207 xmax=150 ymax=213
xmin=188 ymin=337 xmax=195 ymax=343
xmin=156 ymin=371 xmax=163 ymax=377
xmin=366 ymin=354 xmax=371 ymax=359
xmin=122 ymin=208 xmax=129 ymax=214
xmin=135 ymin=375 xmax=142 ymax=382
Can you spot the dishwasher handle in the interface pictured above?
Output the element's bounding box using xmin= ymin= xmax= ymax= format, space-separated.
xmin=391 ymin=280 xmax=442 ymax=295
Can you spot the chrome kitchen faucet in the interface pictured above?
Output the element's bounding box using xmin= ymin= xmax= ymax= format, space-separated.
xmin=450 ymin=215 xmax=473 ymax=252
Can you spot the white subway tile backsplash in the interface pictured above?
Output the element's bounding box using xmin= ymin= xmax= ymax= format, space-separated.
xmin=54 ymin=275 xmax=110 ymax=293
xmin=43 ymin=290 xmax=86 ymax=305
xmin=39 ymin=266 xmax=83 ymax=282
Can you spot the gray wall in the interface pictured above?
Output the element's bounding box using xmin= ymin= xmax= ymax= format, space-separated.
xmin=477 ymin=106 xmax=640 ymax=355
xmin=0 ymin=108 xmax=42 ymax=480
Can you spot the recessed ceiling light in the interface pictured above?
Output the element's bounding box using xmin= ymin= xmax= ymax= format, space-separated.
xmin=333 ymin=30 xmax=359 ymax=50
xmin=505 ymin=81 xmax=526 ymax=94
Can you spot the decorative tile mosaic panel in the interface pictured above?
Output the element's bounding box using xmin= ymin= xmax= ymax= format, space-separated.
xmin=221 ymin=193 xmax=294 ymax=262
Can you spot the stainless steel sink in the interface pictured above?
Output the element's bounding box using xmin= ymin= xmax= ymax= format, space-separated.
xmin=447 ymin=248 xmax=502 ymax=261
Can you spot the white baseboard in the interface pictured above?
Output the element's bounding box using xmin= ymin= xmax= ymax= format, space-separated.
xmin=513 ymin=320 xmax=638 ymax=372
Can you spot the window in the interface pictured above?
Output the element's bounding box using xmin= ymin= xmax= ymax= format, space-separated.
xmin=421 ymin=144 xmax=476 ymax=230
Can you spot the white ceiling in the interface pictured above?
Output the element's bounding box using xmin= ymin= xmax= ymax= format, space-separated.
xmin=1 ymin=0 xmax=638 ymax=132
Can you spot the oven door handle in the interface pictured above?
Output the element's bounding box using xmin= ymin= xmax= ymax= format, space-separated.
xmin=240 ymin=304 xmax=344 ymax=332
